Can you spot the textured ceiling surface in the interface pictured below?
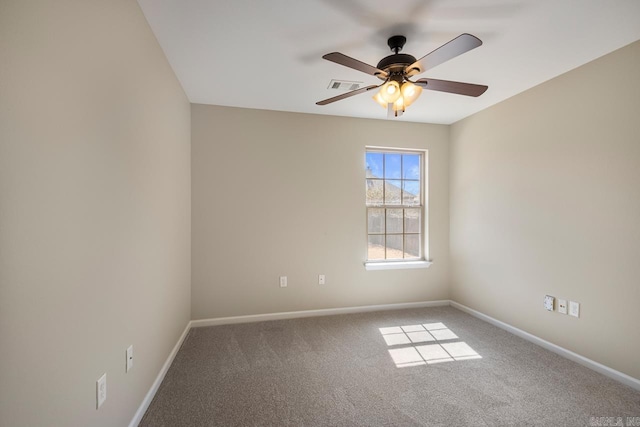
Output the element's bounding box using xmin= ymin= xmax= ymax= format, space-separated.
xmin=137 ymin=0 xmax=640 ymax=124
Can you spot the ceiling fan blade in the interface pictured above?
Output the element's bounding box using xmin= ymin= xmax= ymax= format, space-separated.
xmin=322 ymin=52 xmax=388 ymax=78
xmin=405 ymin=34 xmax=482 ymax=77
xmin=415 ymin=78 xmax=488 ymax=97
xmin=316 ymin=85 xmax=379 ymax=106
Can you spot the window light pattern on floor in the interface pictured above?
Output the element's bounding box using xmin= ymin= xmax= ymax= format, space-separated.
xmin=380 ymin=322 xmax=481 ymax=368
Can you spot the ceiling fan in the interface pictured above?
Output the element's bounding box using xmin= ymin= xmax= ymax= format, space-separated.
xmin=316 ymin=34 xmax=488 ymax=117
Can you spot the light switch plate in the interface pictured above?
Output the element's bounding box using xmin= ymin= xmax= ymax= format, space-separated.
xmin=279 ymin=276 xmax=287 ymax=288
xmin=569 ymin=301 xmax=580 ymax=318
xmin=558 ymin=299 xmax=568 ymax=314
xmin=543 ymin=295 xmax=555 ymax=311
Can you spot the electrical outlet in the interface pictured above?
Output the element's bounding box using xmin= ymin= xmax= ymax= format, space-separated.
xmin=279 ymin=276 xmax=287 ymax=288
xmin=96 ymin=373 xmax=107 ymax=409
xmin=318 ymin=274 xmax=325 ymax=285
xmin=569 ymin=301 xmax=580 ymax=318
xmin=558 ymin=299 xmax=568 ymax=315
xmin=126 ymin=345 xmax=133 ymax=372
xmin=543 ymin=295 xmax=555 ymax=311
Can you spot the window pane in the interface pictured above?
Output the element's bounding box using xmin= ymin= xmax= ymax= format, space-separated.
xmin=386 ymin=235 xmax=403 ymax=259
xmin=367 ymin=208 xmax=384 ymax=234
xmin=368 ymin=235 xmax=385 ymax=260
xmin=402 ymin=154 xmax=420 ymax=180
xmin=384 ymin=154 xmax=401 ymax=179
xmin=366 ymin=152 xmax=383 ymax=178
xmin=404 ymin=234 xmax=420 ymax=258
xmin=386 ymin=209 xmax=403 ymax=233
xmin=366 ymin=179 xmax=383 ymax=205
xmin=365 ymin=149 xmax=425 ymax=262
xmin=402 ymin=181 xmax=420 ymax=205
xmin=404 ymin=208 xmax=420 ymax=233
xmin=384 ymin=180 xmax=402 ymax=204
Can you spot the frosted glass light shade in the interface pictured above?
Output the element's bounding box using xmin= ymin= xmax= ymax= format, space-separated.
xmin=373 ymin=91 xmax=387 ymax=108
xmin=401 ymin=82 xmax=422 ymax=106
xmin=380 ymin=81 xmax=401 ymax=103
xmin=393 ymin=96 xmax=405 ymax=112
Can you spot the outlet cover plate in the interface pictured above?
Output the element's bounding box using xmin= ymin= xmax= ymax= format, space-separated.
xmin=544 ymin=295 xmax=555 ymax=311
xmin=126 ymin=345 xmax=133 ymax=372
xmin=96 ymin=373 xmax=107 ymax=409
xmin=569 ymin=301 xmax=580 ymax=318
xmin=558 ymin=299 xmax=568 ymax=314
xmin=279 ymin=276 xmax=287 ymax=288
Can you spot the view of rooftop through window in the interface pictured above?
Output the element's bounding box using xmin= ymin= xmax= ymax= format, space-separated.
xmin=366 ymin=149 xmax=423 ymax=261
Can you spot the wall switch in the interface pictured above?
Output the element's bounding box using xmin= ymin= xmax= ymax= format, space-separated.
xmin=318 ymin=274 xmax=325 ymax=285
xmin=279 ymin=276 xmax=287 ymax=288
xmin=543 ymin=295 xmax=555 ymax=311
xmin=126 ymin=345 xmax=133 ymax=372
xmin=569 ymin=301 xmax=580 ymax=318
xmin=558 ymin=299 xmax=568 ymax=314
xmin=96 ymin=373 xmax=107 ymax=409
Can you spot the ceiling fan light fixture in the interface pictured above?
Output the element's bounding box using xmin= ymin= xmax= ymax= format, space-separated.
xmin=380 ymin=81 xmax=401 ymax=103
xmin=401 ymin=81 xmax=422 ymax=106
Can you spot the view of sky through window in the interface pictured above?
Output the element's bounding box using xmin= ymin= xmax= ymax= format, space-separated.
xmin=366 ymin=153 xmax=420 ymax=187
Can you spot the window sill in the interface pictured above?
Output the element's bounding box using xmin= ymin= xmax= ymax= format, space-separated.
xmin=364 ymin=260 xmax=432 ymax=271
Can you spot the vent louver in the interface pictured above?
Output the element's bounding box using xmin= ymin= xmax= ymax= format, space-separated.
xmin=327 ymin=79 xmax=362 ymax=91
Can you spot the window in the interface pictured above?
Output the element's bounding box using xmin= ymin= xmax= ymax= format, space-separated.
xmin=366 ymin=148 xmax=425 ymax=263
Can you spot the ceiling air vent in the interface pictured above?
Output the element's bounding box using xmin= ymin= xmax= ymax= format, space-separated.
xmin=328 ymin=79 xmax=362 ymax=91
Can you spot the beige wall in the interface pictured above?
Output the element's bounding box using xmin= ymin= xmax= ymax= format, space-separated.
xmin=0 ymin=1 xmax=191 ymax=426
xmin=192 ymin=105 xmax=450 ymax=319
xmin=450 ymin=41 xmax=640 ymax=379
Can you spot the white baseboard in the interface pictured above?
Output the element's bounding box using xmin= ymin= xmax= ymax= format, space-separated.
xmin=190 ymin=300 xmax=450 ymax=328
xmin=129 ymin=321 xmax=192 ymax=427
xmin=450 ymin=300 xmax=640 ymax=392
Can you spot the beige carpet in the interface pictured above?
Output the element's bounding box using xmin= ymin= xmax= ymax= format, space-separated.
xmin=141 ymin=306 xmax=640 ymax=426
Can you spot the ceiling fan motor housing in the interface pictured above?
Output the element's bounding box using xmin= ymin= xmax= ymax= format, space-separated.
xmin=376 ymin=53 xmax=417 ymax=79
xmin=376 ymin=35 xmax=416 ymax=80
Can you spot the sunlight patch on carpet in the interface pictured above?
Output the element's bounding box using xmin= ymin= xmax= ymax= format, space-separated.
xmin=380 ymin=322 xmax=481 ymax=368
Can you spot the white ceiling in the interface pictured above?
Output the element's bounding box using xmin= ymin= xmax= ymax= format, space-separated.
xmin=137 ymin=0 xmax=640 ymax=124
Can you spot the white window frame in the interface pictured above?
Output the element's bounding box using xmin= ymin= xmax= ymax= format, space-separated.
xmin=364 ymin=147 xmax=431 ymax=270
